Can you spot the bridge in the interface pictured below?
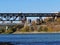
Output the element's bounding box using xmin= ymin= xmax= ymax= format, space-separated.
xmin=0 ymin=13 xmax=60 ymax=25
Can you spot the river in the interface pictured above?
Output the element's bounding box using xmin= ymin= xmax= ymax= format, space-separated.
xmin=0 ymin=33 xmax=60 ymax=45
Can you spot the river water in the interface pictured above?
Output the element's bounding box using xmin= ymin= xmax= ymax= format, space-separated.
xmin=0 ymin=33 xmax=60 ymax=45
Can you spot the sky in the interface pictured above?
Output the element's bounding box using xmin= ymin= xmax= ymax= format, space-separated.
xmin=0 ymin=0 xmax=60 ymax=20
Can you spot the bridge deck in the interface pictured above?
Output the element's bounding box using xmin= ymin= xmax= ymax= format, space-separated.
xmin=0 ymin=13 xmax=60 ymax=17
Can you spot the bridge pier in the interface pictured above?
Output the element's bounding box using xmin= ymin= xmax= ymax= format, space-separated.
xmin=6 ymin=26 xmax=9 ymax=32
xmin=20 ymin=16 xmax=27 ymax=24
xmin=11 ymin=21 xmax=13 ymax=23
xmin=2 ymin=21 xmax=5 ymax=24
xmin=39 ymin=16 xmax=42 ymax=21
xmin=36 ymin=18 xmax=40 ymax=25
xmin=28 ymin=19 xmax=32 ymax=24
xmin=53 ymin=16 xmax=57 ymax=21
xmin=39 ymin=16 xmax=43 ymax=24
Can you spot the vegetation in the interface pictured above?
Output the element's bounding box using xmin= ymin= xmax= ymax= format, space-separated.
xmin=20 ymin=26 xmax=29 ymax=32
xmin=0 ymin=17 xmax=60 ymax=34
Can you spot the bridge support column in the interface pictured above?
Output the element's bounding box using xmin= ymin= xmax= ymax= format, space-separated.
xmin=39 ymin=17 xmax=42 ymax=21
xmin=39 ymin=17 xmax=43 ymax=23
xmin=27 ymin=19 xmax=31 ymax=24
xmin=21 ymin=16 xmax=27 ymax=24
xmin=36 ymin=19 xmax=40 ymax=25
xmin=53 ymin=16 xmax=57 ymax=21
xmin=6 ymin=26 xmax=9 ymax=32
xmin=11 ymin=21 xmax=13 ymax=23
xmin=55 ymin=16 xmax=57 ymax=20
xmin=2 ymin=21 xmax=5 ymax=24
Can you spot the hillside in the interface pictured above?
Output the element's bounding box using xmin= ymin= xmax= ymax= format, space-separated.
xmin=0 ymin=17 xmax=60 ymax=34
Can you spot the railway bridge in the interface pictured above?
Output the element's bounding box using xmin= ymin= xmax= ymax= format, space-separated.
xmin=0 ymin=13 xmax=60 ymax=25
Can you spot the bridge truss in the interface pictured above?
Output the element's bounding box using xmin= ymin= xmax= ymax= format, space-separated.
xmin=0 ymin=13 xmax=60 ymax=25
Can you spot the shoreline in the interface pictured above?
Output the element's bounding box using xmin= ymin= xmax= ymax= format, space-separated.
xmin=13 ymin=31 xmax=60 ymax=34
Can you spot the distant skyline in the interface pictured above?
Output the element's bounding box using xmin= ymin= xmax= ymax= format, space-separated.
xmin=0 ymin=0 xmax=60 ymax=20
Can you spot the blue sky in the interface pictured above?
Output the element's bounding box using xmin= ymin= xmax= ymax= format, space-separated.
xmin=0 ymin=0 xmax=60 ymax=13
xmin=0 ymin=0 xmax=60 ymax=20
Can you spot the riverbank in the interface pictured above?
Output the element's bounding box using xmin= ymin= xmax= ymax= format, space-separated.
xmin=13 ymin=31 xmax=60 ymax=34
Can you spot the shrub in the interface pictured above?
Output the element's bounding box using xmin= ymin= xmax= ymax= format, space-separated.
xmin=24 ymin=26 xmax=29 ymax=32
xmin=4 ymin=28 xmax=13 ymax=34
xmin=20 ymin=26 xmax=29 ymax=32
xmin=43 ymin=27 xmax=48 ymax=32
xmin=0 ymin=28 xmax=5 ymax=33
xmin=48 ymin=27 xmax=53 ymax=32
xmin=38 ymin=26 xmax=43 ymax=32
